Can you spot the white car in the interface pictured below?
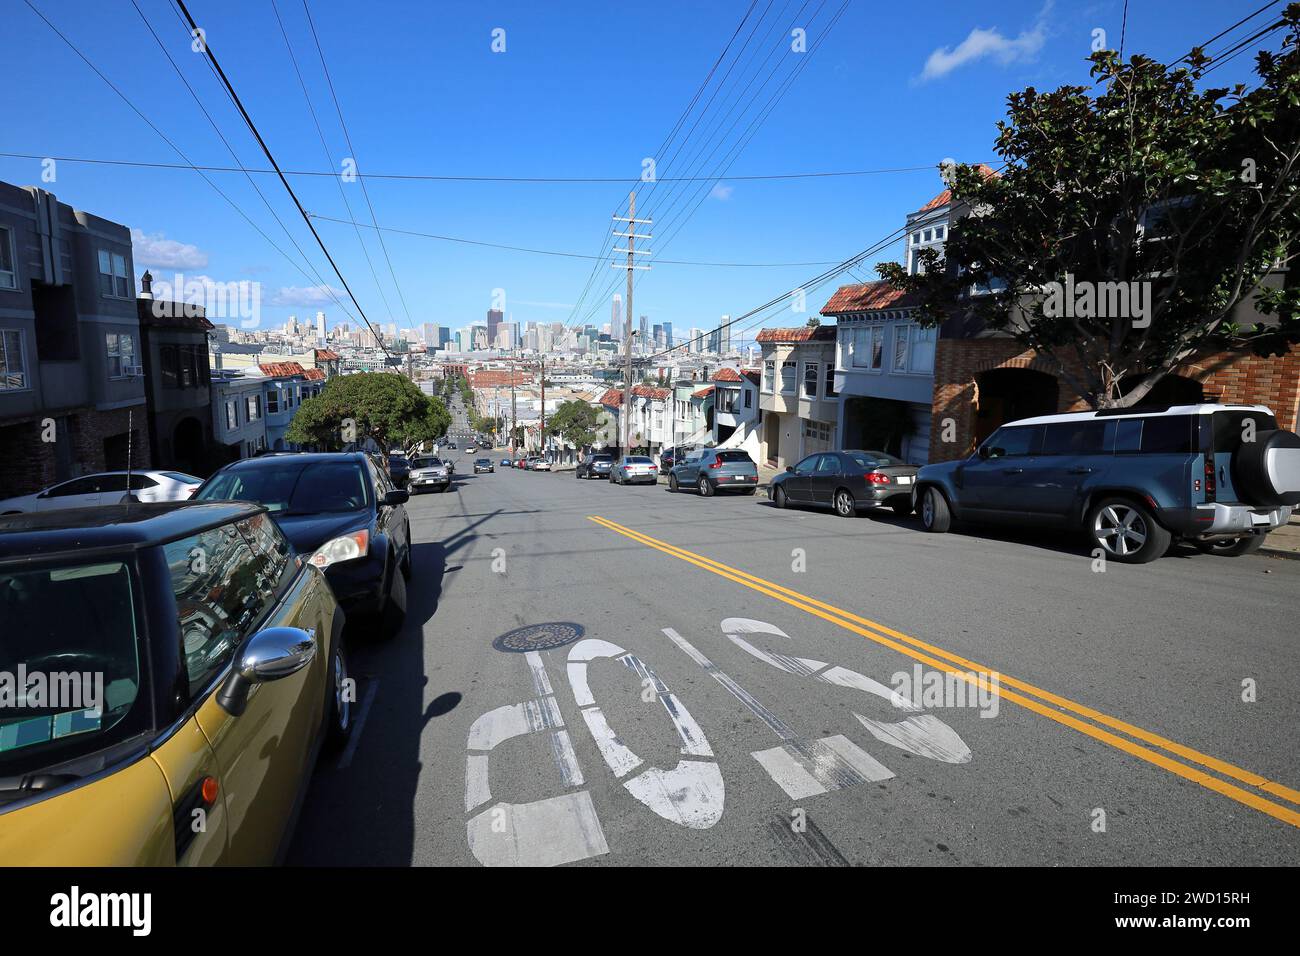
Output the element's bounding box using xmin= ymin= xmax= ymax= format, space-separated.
xmin=530 ymin=458 xmax=552 ymax=472
xmin=0 ymin=470 xmax=203 ymax=514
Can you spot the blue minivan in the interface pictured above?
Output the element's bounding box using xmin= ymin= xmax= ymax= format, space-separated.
xmin=913 ymin=404 xmax=1299 ymax=563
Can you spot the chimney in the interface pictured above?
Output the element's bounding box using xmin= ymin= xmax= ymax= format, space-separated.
xmin=139 ymin=270 xmax=153 ymax=299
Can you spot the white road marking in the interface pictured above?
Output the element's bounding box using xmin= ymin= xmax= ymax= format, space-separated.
xmin=466 ymin=794 xmax=610 ymax=868
xmin=753 ymin=735 xmax=894 ymax=799
xmin=336 ymin=678 xmax=378 ymax=770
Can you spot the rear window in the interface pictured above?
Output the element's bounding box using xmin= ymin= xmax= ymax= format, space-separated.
xmin=1042 ymin=420 xmax=1112 ymax=455
xmin=161 ymin=472 xmax=201 ymax=483
xmin=1212 ymin=410 xmax=1277 ymax=454
xmin=848 ymin=451 xmax=904 ymax=468
xmin=716 ymin=451 xmax=753 ymax=463
xmin=626 ymin=456 xmax=653 ymax=464
xmin=0 ymin=559 xmax=146 ymax=778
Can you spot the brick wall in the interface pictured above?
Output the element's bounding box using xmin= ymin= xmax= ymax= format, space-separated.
xmin=929 ymin=338 xmax=1300 ymax=462
xmin=0 ymin=405 xmax=152 ymax=499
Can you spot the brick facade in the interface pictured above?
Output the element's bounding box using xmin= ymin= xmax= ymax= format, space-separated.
xmin=0 ymin=405 xmax=151 ymax=499
xmin=929 ymin=337 xmax=1300 ymax=463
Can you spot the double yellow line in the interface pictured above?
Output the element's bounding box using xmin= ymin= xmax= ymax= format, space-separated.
xmin=588 ymin=514 xmax=1300 ymax=830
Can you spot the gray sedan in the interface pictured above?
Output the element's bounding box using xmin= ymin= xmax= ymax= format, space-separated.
xmin=769 ymin=450 xmax=917 ymax=516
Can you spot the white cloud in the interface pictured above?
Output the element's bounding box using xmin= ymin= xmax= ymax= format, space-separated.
xmin=918 ymin=2 xmax=1052 ymax=82
xmin=130 ymin=228 xmax=208 ymax=269
xmin=709 ymin=184 xmax=735 ymax=201
xmin=269 ymin=284 xmax=345 ymax=307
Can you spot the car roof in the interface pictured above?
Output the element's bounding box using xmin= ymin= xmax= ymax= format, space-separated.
xmin=217 ymin=451 xmax=370 ymax=470
xmin=0 ymin=501 xmax=266 ymax=561
xmin=1005 ymin=403 xmax=1273 ymax=428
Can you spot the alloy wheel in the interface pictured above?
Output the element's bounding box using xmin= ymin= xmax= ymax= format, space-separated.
xmin=1094 ymin=504 xmax=1147 ymax=557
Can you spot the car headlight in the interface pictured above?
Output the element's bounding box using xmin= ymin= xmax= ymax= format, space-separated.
xmin=309 ymin=529 xmax=370 ymax=569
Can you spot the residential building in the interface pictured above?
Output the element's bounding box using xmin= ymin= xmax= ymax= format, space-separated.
xmin=672 ymin=378 xmax=713 ymax=447
xmin=711 ymin=366 xmax=760 ymax=446
xmin=210 ymin=369 xmax=268 ymax=462
xmin=756 ymin=325 xmax=838 ymax=469
xmin=136 ymin=274 xmax=214 ymax=476
xmin=256 ymin=361 xmax=310 ymax=451
xmin=0 ymin=182 xmax=150 ymax=497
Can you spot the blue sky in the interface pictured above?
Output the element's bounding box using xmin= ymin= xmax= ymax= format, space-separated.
xmin=1 ymin=0 xmax=1279 ymax=348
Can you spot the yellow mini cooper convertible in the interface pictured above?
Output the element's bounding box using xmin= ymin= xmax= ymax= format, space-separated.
xmin=0 ymin=501 xmax=350 ymax=865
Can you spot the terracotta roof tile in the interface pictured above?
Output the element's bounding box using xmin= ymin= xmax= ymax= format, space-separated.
xmin=820 ymin=281 xmax=920 ymax=316
xmin=713 ymin=367 xmax=743 ymax=382
xmin=315 ymin=349 xmax=341 ymax=361
xmin=693 ymin=385 xmax=715 ymax=399
xmin=258 ymin=361 xmax=307 ymax=378
xmin=755 ymin=326 xmax=836 ymax=343
xmin=632 ymin=384 xmax=671 ymax=401
xmin=302 ymin=368 xmax=326 ymax=381
xmin=917 ymin=162 xmax=1000 ymax=213
xmin=599 ymin=387 xmax=624 ymax=407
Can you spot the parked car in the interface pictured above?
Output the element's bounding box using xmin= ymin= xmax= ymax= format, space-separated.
xmin=576 ymin=453 xmax=615 ymax=479
xmin=500 ymin=458 xmax=514 ymax=468
xmin=611 ymin=455 xmax=659 ymax=485
xmin=474 ymin=458 xmax=495 ymax=474
xmin=409 ymin=455 xmax=452 ymax=493
xmin=516 ymin=458 xmax=529 ymax=469
xmin=0 ymin=470 xmax=204 ymax=514
xmin=913 ymin=403 xmax=1299 ymax=563
xmin=530 ymin=458 xmax=552 ymax=472
xmin=769 ymin=450 xmax=918 ymax=517
xmin=386 ymin=453 xmax=412 ymax=488
xmin=195 ymin=452 xmax=411 ymax=633
xmin=670 ymin=449 xmax=758 ymax=496
xmin=0 ymin=501 xmax=349 ymax=864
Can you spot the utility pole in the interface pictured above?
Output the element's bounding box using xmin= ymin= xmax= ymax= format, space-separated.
xmin=510 ymin=349 xmax=517 ymax=455
xmin=613 ymin=191 xmax=651 ymax=454
xmin=539 ymin=355 xmax=546 ymax=459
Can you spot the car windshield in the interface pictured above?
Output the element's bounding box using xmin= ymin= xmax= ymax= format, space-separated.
xmin=476 ymin=459 xmax=490 ymax=465
xmin=0 ymin=559 xmax=145 ymax=779
xmin=197 ymin=461 xmax=371 ymax=514
xmin=412 ymin=457 xmax=443 ymax=468
xmin=388 ymin=456 xmax=408 ymax=466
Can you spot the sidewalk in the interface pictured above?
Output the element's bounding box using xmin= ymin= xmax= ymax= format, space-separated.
xmin=1261 ymin=512 xmax=1300 ymax=561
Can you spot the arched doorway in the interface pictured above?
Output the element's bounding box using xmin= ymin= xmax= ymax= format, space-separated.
xmin=974 ymin=367 xmax=1059 ymax=446
xmin=172 ymin=417 xmax=205 ymax=476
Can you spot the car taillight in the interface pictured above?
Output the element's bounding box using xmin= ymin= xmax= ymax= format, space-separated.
xmin=1204 ymin=455 xmax=1216 ymax=501
xmin=865 ymin=472 xmax=890 ymax=484
xmin=709 ymin=461 xmax=723 ymax=469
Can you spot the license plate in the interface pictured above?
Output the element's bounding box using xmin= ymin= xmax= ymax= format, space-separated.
xmin=896 ymin=476 xmax=912 ymax=485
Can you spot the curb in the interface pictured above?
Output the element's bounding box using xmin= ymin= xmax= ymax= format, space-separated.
xmin=1261 ymin=546 xmax=1300 ymax=562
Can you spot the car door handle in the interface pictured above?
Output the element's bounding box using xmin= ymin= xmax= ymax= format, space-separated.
xmin=1002 ymin=467 xmax=1023 ymax=475
xmin=1066 ymin=467 xmax=1093 ymax=475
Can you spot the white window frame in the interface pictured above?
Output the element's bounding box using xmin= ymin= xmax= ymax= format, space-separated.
xmin=106 ymin=331 xmax=137 ymax=379
xmin=246 ymin=394 xmax=262 ymax=421
xmin=849 ymin=324 xmax=885 ymax=371
xmin=892 ymin=323 xmax=937 ymax=375
xmin=780 ymin=360 xmax=796 ymax=393
xmin=802 ymin=361 xmax=819 ymax=398
xmin=266 ymin=389 xmax=280 ymax=414
xmin=762 ymin=359 xmax=775 ymax=392
xmin=0 ymin=226 xmax=17 ymax=290
xmin=0 ymin=328 xmax=29 ymax=391
xmin=225 ymin=400 xmax=238 ymax=430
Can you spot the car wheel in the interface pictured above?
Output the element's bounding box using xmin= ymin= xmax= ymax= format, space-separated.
xmin=1088 ymin=497 xmax=1171 ymax=564
xmin=834 ymin=489 xmax=856 ymax=517
xmin=773 ymin=486 xmax=788 ymax=509
xmin=697 ymin=477 xmax=713 ymax=497
xmin=381 ymin=562 xmax=408 ymax=637
xmin=921 ymin=487 xmax=952 ymax=533
xmin=323 ymin=637 xmax=353 ymax=751
xmin=669 ymin=474 xmax=679 ymax=492
xmin=1195 ymin=533 xmax=1268 ymax=557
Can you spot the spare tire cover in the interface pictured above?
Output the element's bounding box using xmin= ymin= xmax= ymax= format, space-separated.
xmin=1233 ymin=429 xmax=1300 ymax=507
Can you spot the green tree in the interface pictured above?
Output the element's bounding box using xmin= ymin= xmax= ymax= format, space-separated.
xmin=880 ymin=10 xmax=1300 ymax=408
xmin=547 ymin=400 xmax=601 ymax=449
xmin=285 ymin=372 xmax=449 ymax=450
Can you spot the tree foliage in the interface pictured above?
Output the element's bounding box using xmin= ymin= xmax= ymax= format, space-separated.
xmin=879 ymin=8 xmax=1300 ymax=408
xmin=285 ymin=372 xmax=450 ymax=450
xmin=547 ymin=400 xmax=601 ymax=449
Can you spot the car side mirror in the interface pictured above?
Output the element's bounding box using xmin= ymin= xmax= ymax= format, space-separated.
xmin=785 ymin=465 xmax=794 ymax=473
xmin=383 ymin=489 xmax=409 ymax=507
xmin=977 ymin=445 xmax=992 ymax=460
xmin=217 ymin=626 xmax=317 ymax=716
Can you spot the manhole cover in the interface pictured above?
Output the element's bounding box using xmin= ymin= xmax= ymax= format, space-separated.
xmin=492 ymin=622 xmax=585 ymax=653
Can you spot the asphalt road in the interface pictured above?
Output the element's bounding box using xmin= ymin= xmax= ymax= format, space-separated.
xmin=288 ymin=457 xmax=1300 ymax=866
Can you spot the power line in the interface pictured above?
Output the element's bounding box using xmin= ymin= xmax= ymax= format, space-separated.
xmin=306 ymin=212 xmax=847 ymax=266
xmin=170 ymin=0 xmax=396 ymax=362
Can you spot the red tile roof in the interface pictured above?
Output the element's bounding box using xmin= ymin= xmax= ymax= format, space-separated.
xmin=742 ymin=369 xmax=760 ymax=386
xmin=598 ymin=387 xmax=624 ymax=407
xmin=820 ymin=281 xmax=920 ymax=316
xmin=315 ymin=349 xmax=341 ymax=361
xmin=302 ymin=368 xmax=326 ymax=381
xmin=693 ymin=385 xmax=715 ymax=399
xmin=917 ymin=162 xmax=1000 ymax=213
xmin=258 ymin=361 xmax=307 ymax=378
xmin=632 ymin=384 xmax=671 ymax=401
xmin=713 ymin=367 xmax=743 ymax=382
xmin=755 ymin=326 xmax=836 ymax=343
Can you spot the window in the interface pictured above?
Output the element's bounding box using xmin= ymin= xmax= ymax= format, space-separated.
xmin=803 ymin=362 xmax=818 ymax=398
xmin=780 ymin=360 xmax=796 ymax=392
xmin=717 ymin=388 xmax=738 ymax=414
xmin=266 ymin=390 xmax=280 ymax=414
xmin=225 ymin=401 xmax=238 ymax=430
xmin=803 ymin=420 xmax=833 ymax=444
xmin=923 ymin=229 xmax=933 ymax=242
xmin=105 ymin=332 xmax=136 ymax=379
xmin=1138 ymin=415 xmax=1193 ymax=454
xmin=824 ymin=362 xmax=837 ymax=398
xmin=763 ymin=360 xmax=775 ymax=392
xmin=815 ymin=454 xmax=839 ymax=474
xmin=793 ymin=454 xmax=818 ymax=475
xmin=743 ymin=389 xmax=752 ymax=409
xmin=97 ymin=249 xmax=130 ymax=298
xmin=849 ymin=325 xmax=885 ymax=370
xmin=983 ymin=425 xmax=1043 ymax=458
xmin=0 ymin=226 xmax=17 ymax=289
xmin=891 ymin=324 xmax=937 ymax=374
xmin=160 ymin=346 xmax=179 ymax=388
xmin=165 ymin=523 xmax=271 ymax=701
xmin=1042 ymin=420 xmax=1113 ymax=455
xmin=936 ymin=225 xmax=945 ymax=240
xmin=246 ymin=394 xmax=262 ymax=421
xmin=1 ymin=329 xmax=28 ymax=391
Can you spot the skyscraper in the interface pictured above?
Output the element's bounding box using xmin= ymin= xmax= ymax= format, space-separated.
xmin=487 ymin=309 xmax=503 ymax=347
xmin=611 ymin=294 xmax=622 ymax=341
xmin=315 ymin=311 xmax=326 ymax=342
xmin=639 ymin=315 xmax=649 ymax=352
xmin=719 ymin=315 xmax=731 ymax=354
xmin=662 ymin=322 xmax=674 ymax=351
